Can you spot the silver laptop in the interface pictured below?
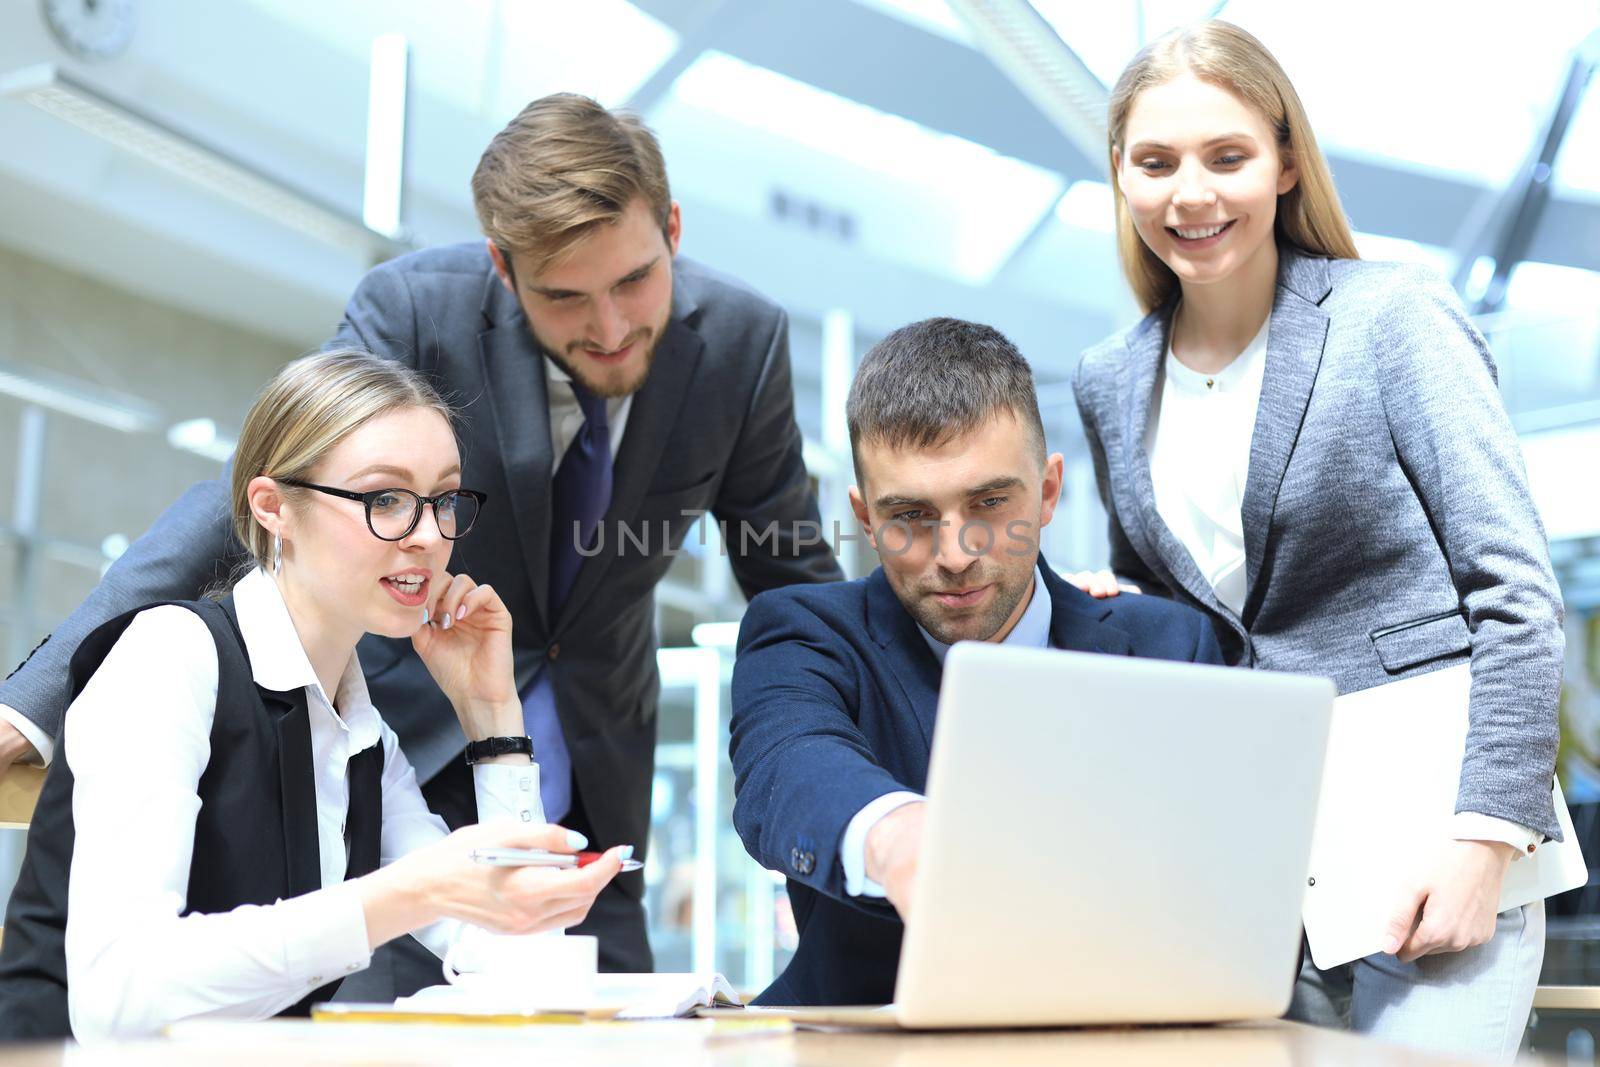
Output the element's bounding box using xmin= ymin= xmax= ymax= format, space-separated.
xmin=779 ymin=644 xmax=1334 ymax=1029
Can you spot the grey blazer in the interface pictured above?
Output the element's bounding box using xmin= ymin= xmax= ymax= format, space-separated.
xmin=1 ymin=243 xmax=843 ymax=866
xmin=1073 ymin=247 xmax=1563 ymax=838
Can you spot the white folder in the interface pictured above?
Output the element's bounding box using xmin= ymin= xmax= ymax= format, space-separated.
xmin=1302 ymin=663 xmax=1587 ymax=970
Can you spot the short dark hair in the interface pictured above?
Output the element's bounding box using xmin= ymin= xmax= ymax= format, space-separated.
xmin=846 ymin=317 xmax=1045 ymax=481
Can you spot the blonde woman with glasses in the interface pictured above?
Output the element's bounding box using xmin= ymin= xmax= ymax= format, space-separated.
xmin=1070 ymin=20 xmax=1561 ymax=1059
xmin=0 ymin=350 xmax=627 ymax=1041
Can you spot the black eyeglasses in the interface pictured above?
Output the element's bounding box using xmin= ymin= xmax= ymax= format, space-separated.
xmin=277 ymin=479 xmax=488 ymax=542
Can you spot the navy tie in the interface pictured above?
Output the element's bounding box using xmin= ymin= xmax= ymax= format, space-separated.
xmin=521 ymin=380 xmax=612 ymax=823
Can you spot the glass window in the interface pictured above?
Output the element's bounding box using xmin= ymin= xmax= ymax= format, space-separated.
xmin=648 ymin=644 xmax=793 ymax=992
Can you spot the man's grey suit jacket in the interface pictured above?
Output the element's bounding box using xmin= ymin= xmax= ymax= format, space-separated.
xmin=1073 ymin=247 xmax=1563 ymax=839
xmin=1 ymin=243 xmax=843 ymax=874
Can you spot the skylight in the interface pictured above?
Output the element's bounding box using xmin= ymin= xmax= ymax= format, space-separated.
xmin=1190 ymin=0 xmax=1595 ymax=186
xmin=851 ymin=0 xmax=973 ymax=45
xmin=245 ymin=0 xmax=679 ymax=118
xmin=492 ymin=0 xmax=679 ymax=116
xmin=1030 ymin=0 xmax=1595 ymax=188
xmin=1055 ymin=180 xmax=1115 ymax=234
xmin=663 ymin=51 xmax=1064 ymax=285
xmin=1029 ymin=0 xmax=1219 ymax=86
xmin=1552 ymin=70 xmax=1599 ymax=197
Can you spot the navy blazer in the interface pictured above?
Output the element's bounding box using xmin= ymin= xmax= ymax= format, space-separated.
xmin=728 ymin=559 xmax=1224 ymax=1006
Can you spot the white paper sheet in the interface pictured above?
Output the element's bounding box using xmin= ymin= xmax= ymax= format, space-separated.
xmin=381 ymin=972 xmax=740 ymax=1019
xmin=1302 ymin=664 xmax=1586 ymax=969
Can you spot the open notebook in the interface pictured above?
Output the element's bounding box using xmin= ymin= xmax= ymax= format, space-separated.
xmin=313 ymin=973 xmax=742 ymax=1024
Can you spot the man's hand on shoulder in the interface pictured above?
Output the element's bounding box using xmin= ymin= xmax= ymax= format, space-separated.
xmin=865 ymin=801 xmax=926 ymax=921
xmin=0 ymin=717 xmax=38 ymax=781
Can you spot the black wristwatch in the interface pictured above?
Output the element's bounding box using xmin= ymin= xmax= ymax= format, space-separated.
xmin=464 ymin=736 xmax=534 ymax=765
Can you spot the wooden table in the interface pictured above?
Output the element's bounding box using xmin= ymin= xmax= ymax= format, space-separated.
xmin=0 ymin=1019 xmax=1545 ymax=1066
xmin=0 ymin=764 xmax=43 ymax=830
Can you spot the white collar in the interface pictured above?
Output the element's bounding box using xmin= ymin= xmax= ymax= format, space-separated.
xmin=917 ymin=564 xmax=1054 ymax=666
xmin=231 ymin=568 xmax=377 ymax=741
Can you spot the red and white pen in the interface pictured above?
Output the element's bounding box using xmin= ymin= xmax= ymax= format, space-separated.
xmin=469 ymin=846 xmax=642 ymax=873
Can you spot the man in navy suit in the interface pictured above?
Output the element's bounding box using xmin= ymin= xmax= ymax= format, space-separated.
xmin=728 ymin=317 xmax=1225 ymax=1006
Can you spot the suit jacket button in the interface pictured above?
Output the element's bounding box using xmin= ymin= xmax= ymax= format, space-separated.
xmin=548 ymin=643 xmax=561 ymax=661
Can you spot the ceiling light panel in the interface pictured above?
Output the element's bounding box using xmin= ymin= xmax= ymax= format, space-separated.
xmin=0 ymin=64 xmax=404 ymax=260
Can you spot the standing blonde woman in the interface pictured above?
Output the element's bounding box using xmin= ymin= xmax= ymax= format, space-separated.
xmin=1070 ymin=20 xmax=1561 ymax=1059
xmin=0 ymin=350 xmax=626 ymax=1041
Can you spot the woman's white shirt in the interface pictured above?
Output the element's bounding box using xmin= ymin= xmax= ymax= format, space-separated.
xmin=1145 ymin=316 xmax=1270 ymax=618
xmin=63 ymin=567 xmax=541 ymax=1040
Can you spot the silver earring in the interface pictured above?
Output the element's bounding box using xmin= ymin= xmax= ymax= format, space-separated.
xmin=272 ymin=534 xmax=282 ymax=575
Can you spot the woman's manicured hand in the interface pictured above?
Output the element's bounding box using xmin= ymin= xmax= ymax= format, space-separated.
xmin=410 ymin=571 xmax=521 ymax=740
xmin=357 ymin=822 xmax=627 ymax=949
xmin=1064 ymin=569 xmax=1142 ymax=599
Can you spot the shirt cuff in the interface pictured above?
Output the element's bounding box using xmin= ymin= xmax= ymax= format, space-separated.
xmin=841 ymin=791 xmax=924 ymax=898
xmin=277 ymin=883 xmax=373 ymax=995
xmin=1452 ymin=812 xmax=1542 ymax=859
xmin=473 ymin=759 xmax=544 ymax=826
xmin=0 ymin=703 xmax=52 ymax=767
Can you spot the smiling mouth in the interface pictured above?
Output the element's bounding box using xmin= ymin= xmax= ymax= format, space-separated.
xmin=1166 ymin=219 xmax=1236 ymax=243
xmin=584 ymin=341 xmax=633 ymax=363
xmin=381 ymin=574 xmax=429 ymax=606
xmin=576 ymin=330 xmax=649 ymax=364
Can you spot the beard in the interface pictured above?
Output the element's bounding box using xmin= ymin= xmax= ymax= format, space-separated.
xmin=541 ymin=325 xmax=663 ymax=399
xmin=530 ymin=279 xmax=673 ymax=401
xmin=901 ymin=556 xmax=1036 ymax=647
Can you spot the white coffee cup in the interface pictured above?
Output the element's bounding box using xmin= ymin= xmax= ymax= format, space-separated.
xmin=441 ymin=929 xmax=598 ymax=1010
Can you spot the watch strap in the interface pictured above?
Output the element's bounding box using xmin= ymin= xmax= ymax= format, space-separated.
xmin=464 ymin=735 xmax=534 ymax=765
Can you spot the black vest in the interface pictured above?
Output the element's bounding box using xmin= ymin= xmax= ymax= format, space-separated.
xmin=0 ymin=597 xmax=384 ymax=1040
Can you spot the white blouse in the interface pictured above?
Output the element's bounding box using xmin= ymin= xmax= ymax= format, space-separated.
xmin=1145 ymin=317 xmax=1270 ymax=618
xmin=63 ymin=567 xmax=543 ymax=1040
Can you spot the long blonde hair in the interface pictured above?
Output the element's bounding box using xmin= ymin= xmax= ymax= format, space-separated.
xmin=1108 ymin=20 xmax=1360 ymax=313
xmin=230 ymin=349 xmax=452 ymax=571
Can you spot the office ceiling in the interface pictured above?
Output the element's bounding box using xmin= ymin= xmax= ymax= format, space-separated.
xmin=0 ymin=0 xmax=1594 ymax=381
